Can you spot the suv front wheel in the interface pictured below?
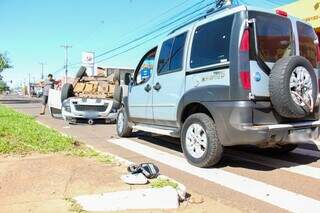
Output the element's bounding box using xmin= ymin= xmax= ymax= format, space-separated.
xmin=181 ymin=113 xmax=223 ymax=168
xmin=116 ymin=107 xmax=132 ymax=137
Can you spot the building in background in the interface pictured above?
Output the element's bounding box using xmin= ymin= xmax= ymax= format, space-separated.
xmin=279 ymin=0 xmax=320 ymax=42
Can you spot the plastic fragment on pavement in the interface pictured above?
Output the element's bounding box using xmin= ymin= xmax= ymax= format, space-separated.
xmin=74 ymin=186 xmax=179 ymax=211
xmin=121 ymin=173 xmax=148 ymax=185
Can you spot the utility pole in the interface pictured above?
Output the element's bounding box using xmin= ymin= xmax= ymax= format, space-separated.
xmin=39 ymin=62 xmax=45 ymax=80
xmin=28 ymin=73 xmax=31 ymax=97
xmin=60 ymin=42 xmax=72 ymax=83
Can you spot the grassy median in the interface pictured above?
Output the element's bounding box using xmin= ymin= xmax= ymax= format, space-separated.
xmin=0 ymin=105 xmax=113 ymax=163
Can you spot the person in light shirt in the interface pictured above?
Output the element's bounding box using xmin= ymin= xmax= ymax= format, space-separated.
xmin=40 ymin=74 xmax=59 ymax=115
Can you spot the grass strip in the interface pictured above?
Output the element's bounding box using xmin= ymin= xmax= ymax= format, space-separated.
xmin=0 ymin=105 xmax=113 ymax=163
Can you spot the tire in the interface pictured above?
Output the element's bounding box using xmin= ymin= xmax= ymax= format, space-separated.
xmin=263 ymin=143 xmax=298 ymax=154
xmin=113 ymin=70 xmax=121 ymax=84
xmin=113 ymin=85 xmax=122 ymax=109
xmin=116 ymin=107 xmax=132 ymax=137
xmin=181 ymin=113 xmax=223 ymax=168
xmin=61 ymin=83 xmax=74 ymax=102
xmin=75 ymin=66 xmax=87 ymax=79
xmin=269 ymin=56 xmax=317 ymax=119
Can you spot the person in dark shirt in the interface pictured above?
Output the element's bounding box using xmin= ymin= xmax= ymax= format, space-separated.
xmin=40 ymin=74 xmax=58 ymax=115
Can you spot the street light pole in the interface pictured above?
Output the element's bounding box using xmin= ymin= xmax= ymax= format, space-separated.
xmin=61 ymin=42 xmax=72 ymax=83
xmin=39 ymin=62 xmax=45 ymax=80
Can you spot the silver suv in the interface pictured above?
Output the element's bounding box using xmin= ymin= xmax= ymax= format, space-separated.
xmin=116 ymin=5 xmax=320 ymax=168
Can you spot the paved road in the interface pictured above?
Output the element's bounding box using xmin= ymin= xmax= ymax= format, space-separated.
xmin=1 ymin=95 xmax=320 ymax=213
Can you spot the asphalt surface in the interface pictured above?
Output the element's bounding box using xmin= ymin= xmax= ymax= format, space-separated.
xmin=1 ymin=94 xmax=320 ymax=213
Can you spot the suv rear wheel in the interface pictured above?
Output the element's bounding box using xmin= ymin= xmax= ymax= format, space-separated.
xmin=116 ymin=108 xmax=132 ymax=137
xmin=181 ymin=113 xmax=223 ymax=168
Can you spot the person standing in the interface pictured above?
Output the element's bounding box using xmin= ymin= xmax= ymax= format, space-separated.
xmin=40 ymin=74 xmax=58 ymax=115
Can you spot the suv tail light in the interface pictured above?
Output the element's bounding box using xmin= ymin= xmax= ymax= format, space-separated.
xmin=240 ymin=71 xmax=251 ymax=90
xmin=239 ymin=29 xmax=251 ymax=90
xmin=240 ymin=29 xmax=250 ymax=52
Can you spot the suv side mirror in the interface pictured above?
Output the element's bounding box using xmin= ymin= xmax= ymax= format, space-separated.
xmin=124 ymin=73 xmax=132 ymax=85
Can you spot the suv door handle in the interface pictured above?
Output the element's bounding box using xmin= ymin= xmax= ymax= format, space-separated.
xmin=144 ymin=84 xmax=152 ymax=92
xmin=153 ymin=83 xmax=161 ymax=91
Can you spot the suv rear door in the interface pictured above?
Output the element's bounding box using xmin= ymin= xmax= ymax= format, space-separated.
xmin=249 ymin=11 xmax=295 ymax=97
xmin=152 ymin=32 xmax=188 ymax=126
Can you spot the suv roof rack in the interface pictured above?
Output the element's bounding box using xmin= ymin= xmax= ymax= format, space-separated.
xmin=169 ymin=4 xmax=235 ymax=35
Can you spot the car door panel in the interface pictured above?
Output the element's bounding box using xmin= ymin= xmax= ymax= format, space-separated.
xmin=128 ymin=48 xmax=157 ymax=123
xmin=152 ymin=32 xmax=188 ymax=125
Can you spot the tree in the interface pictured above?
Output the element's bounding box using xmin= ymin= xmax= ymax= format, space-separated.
xmin=0 ymin=80 xmax=8 ymax=92
xmin=0 ymin=52 xmax=12 ymax=73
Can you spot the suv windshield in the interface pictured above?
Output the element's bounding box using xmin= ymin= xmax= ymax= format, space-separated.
xmin=250 ymin=12 xmax=294 ymax=63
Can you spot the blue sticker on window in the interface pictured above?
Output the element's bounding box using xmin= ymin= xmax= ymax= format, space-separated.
xmin=141 ymin=68 xmax=151 ymax=80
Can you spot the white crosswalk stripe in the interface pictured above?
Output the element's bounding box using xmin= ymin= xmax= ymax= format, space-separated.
xmin=226 ymin=150 xmax=320 ymax=179
xmin=109 ymin=138 xmax=320 ymax=213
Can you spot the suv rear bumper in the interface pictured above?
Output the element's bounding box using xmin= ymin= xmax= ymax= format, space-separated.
xmin=202 ymin=101 xmax=320 ymax=146
xmin=242 ymin=120 xmax=320 ymax=131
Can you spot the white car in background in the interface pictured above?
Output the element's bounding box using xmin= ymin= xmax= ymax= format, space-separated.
xmin=49 ymin=66 xmax=133 ymax=125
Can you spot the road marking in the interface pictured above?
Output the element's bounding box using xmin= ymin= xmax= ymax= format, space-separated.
xmin=226 ymin=150 xmax=320 ymax=180
xmin=293 ymin=148 xmax=320 ymax=159
xmin=109 ymin=138 xmax=320 ymax=213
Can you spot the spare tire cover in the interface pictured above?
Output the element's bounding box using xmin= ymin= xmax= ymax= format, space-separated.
xmin=61 ymin=83 xmax=74 ymax=102
xmin=269 ymin=56 xmax=317 ymax=119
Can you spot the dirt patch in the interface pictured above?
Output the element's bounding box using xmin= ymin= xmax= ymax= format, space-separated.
xmin=0 ymin=154 xmax=240 ymax=213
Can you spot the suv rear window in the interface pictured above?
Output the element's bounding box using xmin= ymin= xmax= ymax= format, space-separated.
xmin=249 ymin=12 xmax=294 ymax=63
xmin=190 ymin=15 xmax=234 ymax=69
xmin=158 ymin=32 xmax=187 ymax=74
xmin=297 ymin=21 xmax=317 ymax=68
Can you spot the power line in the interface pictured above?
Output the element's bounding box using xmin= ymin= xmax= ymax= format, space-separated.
xmin=65 ymin=0 xmax=211 ymax=69
xmin=55 ymin=0 xmax=213 ymax=75
xmin=95 ymin=0 xmax=211 ymax=60
xmin=95 ymin=5 xmax=213 ymax=64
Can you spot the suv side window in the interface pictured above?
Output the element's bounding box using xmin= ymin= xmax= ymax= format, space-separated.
xmin=135 ymin=49 xmax=156 ymax=85
xmin=297 ymin=21 xmax=317 ymax=68
xmin=190 ymin=15 xmax=234 ymax=69
xmin=157 ymin=32 xmax=187 ymax=75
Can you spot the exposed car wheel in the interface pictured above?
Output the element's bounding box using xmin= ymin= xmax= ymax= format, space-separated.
xmin=61 ymin=83 xmax=74 ymax=102
xmin=181 ymin=113 xmax=223 ymax=168
xmin=269 ymin=56 xmax=317 ymax=119
xmin=263 ymin=143 xmax=298 ymax=154
xmin=75 ymin=66 xmax=87 ymax=79
xmin=113 ymin=85 xmax=123 ymax=109
xmin=116 ymin=108 xmax=132 ymax=137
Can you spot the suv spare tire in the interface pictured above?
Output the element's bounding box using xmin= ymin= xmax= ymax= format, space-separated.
xmin=269 ymin=56 xmax=317 ymax=119
xmin=75 ymin=66 xmax=87 ymax=79
xmin=61 ymin=83 xmax=74 ymax=102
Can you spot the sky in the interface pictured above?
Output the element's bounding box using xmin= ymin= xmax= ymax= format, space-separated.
xmin=0 ymin=0 xmax=295 ymax=87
